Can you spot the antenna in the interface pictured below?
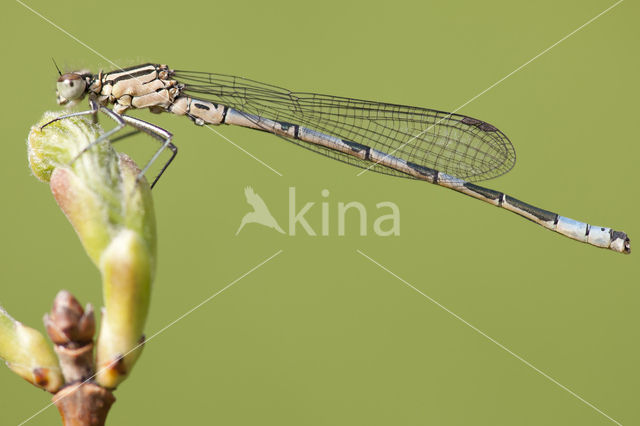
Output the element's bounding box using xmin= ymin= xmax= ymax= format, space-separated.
xmin=51 ymin=57 xmax=62 ymax=76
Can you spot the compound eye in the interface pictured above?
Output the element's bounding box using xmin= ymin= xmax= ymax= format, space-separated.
xmin=56 ymin=73 xmax=87 ymax=102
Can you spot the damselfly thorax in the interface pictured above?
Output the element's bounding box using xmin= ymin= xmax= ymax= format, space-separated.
xmin=47 ymin=63 xmax=630 ymax=254
xmin=63 ymin=64 xmax=225 ymax=125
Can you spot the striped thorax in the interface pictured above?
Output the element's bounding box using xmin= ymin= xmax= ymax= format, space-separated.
xmin=56 ymin=64 xmax=227 ymax=125
xmin=90 ymin=64 xmax=180 ymax=114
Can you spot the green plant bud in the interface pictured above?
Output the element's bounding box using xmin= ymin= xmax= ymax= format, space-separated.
xmin=95 ymin=229 xmax=152 ymax=388
xmin=27 ymin=111 xmax=158 ymax=389
xmin=29 ymin=112 xmax=156 ymax=267
xmin=0 ymin=307 xmax=63 ymax=393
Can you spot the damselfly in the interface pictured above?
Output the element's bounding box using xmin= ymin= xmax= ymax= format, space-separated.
xmin=45 ymin=63 xmax=630 ymax=254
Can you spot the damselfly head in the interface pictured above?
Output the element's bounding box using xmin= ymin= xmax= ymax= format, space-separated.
xmin=56 ymin=73 xmax=87 ymax=106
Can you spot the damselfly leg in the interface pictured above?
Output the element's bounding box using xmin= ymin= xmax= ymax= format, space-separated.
xmin=41 ymin=99 xmax=177 ymax=189
xmin=118 ymin=114 xmax=177 ymax=189
xmin=39 ymin=99 xmax=100 ymax=129
xmin=41 ymin=99 xmax=126 ymax=163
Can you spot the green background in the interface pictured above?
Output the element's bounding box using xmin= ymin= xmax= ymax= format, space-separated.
xmin=1 ymin=0 xmax=638 ymax=424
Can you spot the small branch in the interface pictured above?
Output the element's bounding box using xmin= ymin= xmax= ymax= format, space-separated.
xmin=13 ymin=112 xmax=159 ymax=424
xmin=53 ymin=383 xmax=115 ymax=426
xmin=45 ymin=291 xmax=115 ymax=426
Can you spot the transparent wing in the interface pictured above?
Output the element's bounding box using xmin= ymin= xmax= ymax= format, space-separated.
xmin=174 ymin=70 xmax=515 ymax=182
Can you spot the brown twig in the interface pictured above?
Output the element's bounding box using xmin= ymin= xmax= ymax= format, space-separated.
xmin=45 ymin=291 xmax=115 ymax=426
